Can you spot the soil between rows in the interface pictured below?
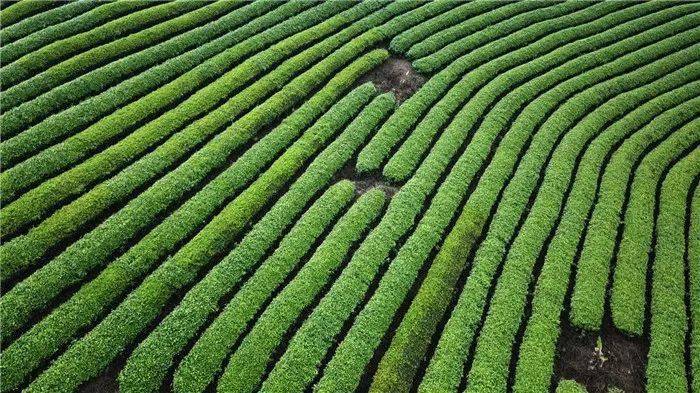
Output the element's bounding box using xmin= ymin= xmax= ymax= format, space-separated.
xmin=57 ymin=53 xmax=647 ymax=393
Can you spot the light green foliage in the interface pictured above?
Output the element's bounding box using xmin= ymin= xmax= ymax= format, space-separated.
xmin=514 ymin=77 xmax=700 ymax=393
xmin=571 ymin=81 xmax=700 ymax=331
xmin=2 ymin=3 xmax=698 ymax=392
xmin=689 ymin=184 xmax=700 ymax=393
xmin=0 ymin=1 xmax=386 ymax=281
xmin=116 ymin=84 xmax=381 ymax=393
xmin=645 ymin=130 xmax=699 ymax=393
xmin=0 ymin=1 xmax=100 ymax=46
xmin=1 ymin=1 xmax=210 ymax=102
xmin=0 ymin=64 xmax=382 ymax=392
xmin=0 ymin=0 xmax=367 ymax=211
xmin=611 ymin=119 xmax=699 ymax=335
xmin=217 ymin=189 xmax=387 ymax=393
xmin=465 ymin=43 xmax=700 ymax=393
xmin=556 ymin=380 xmax=589 ymax=393
xmin=0 ymin=0 xmax=279 ymax=142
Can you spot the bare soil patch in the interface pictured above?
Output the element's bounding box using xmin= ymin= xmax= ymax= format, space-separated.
xmin=356 ymin=53 xmax=426 ymax=103
xmin=335 ymin=161 xmax=399 ymax=197
xmin=554 ymin=316 xmax=648 ymax=393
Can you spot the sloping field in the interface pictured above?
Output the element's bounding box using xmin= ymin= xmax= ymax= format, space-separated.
xmin=0 ymin=1 xmax=698 ymax=392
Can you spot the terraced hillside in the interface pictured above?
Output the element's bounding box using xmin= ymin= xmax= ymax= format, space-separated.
xmin=0 ymin=1 xmax=698 ymax=392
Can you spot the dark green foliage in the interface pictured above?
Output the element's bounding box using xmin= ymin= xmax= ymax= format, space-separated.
xmin=689 ymin=183 xmax=700 ymax=393
xmin=0 ymin=0 xmax=385 ymax=279
xmin=116 ymin=85 xmax=381 ymax=393
xmin=0 ymin=0 xmax=56 ymax=28
xmin=0 ymin=0 xmax=358 ymax=202
xmin=1 ymin=1 xmax=207 ymax=99
xmin=217 ymin=189 xmax=387 ymax=393
xmin=389 ymin=1 xmax=501 ymax=55
xmin=410 ymin=1 xmax=589 ymax=74
xmin=0 ymin=2 xmax=150 ymax=65
xmin=1 ymin=3 xmax=698 ymax=392
xmin=0 ymin=65 xmax=383 ymax=393
xmin=0 ymin=1 xmax=100 ymax=46
xmin=646 ymin=144 xmax=699 ymax=392
xmin=0 ymin=0 xmax=275 ymax=141
xmin=514 ymin=77 xmax=700 ymax=393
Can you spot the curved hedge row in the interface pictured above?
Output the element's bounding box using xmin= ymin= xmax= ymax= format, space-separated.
xmin=0 ymin=0 xmax=384 ymax=274
xmin=23 ymin=55 xmax=387 ymax=393
xmin=0 ymin=0 xmax=56 ymax=28
xmin=0 ymin=80 xmax=381 ymax=393
xmin=385 ymin=21 xmax=699 ymax=393
xmin=612 ymin=116 xmax=700 ymax=335
xmin=389 ymin=1 xmax=500 ymax=54
xmin=513 ymin=78 xmax=700 ymax=393
xmin=404 ymin=1 xmax=550 ymax=61
xmin=0 ymin=1 xmax=99 ymax=46
xmin=113 ymin=85 xmax=380 ymax=393
xmin=319 ymin=5 xmax=678 ymax=391
xmin=175 ymin=95 xmax=394 ymax=391
xmin=132 ymin=180 xmax=362 ymax=393
xmin=356 ymin=0 xmax=644 ymax=176
xmin=570 ymin=75 xmax=700 ymax=331
xmin=217 ymin=189 xmax=387 ymax=393
xmin=356 ymin=0 xmax=568 ymax=173
xmin=253 ymin=190 xmax=384 ymax=392
xmin=0 ymin=0 xmax=314 ymax=151
xmin=382 ymin=1 xmax=674 ymax=182
xmin=690 ymin=182 xmax=700 ymax=393
xmin=411 ymin=1 xmax=595 ymax=74
xmin=0 ymin=0 xmax=360 ymax=190
xmin=0 ymin=1 xmax=150 ymax=65
xmin=256 ymin=34 xmax=526 ymax=389
xmin=647 ymin=144 xmax=700 ymax=393
xmin=249 ymin=191 xmax=387 ymax=393
xmin=0 ymin=0 xmax=273 ymax=142
xmin=0 ymin=1 xmax=213 ymax=102
xmin=2 ymin=3 xmax=698 ymax=391
xmin=420 ymin=36 xmax=700 ymax=393
xmin=0 ymin=1 xmax=204 ymax=94
xmin=464 ymin=49 xmax=699 ymax=393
